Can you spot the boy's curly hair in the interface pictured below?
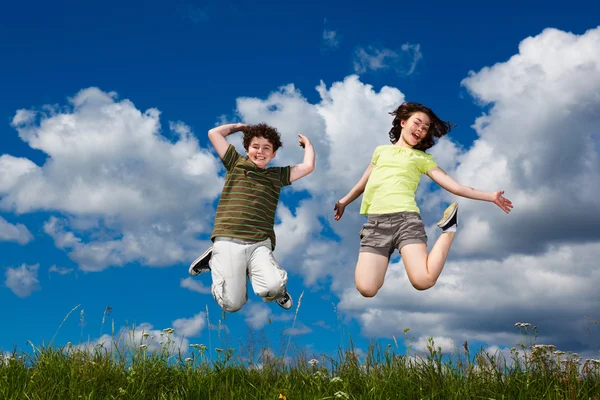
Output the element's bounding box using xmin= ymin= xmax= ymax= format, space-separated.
xmin=388 ymin=102 xmax=455 ymax=152
xmin=241 ymin=123 xmax=283 ymax=151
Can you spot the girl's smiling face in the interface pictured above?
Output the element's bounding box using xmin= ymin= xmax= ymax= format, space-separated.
xmin=399 ymin=111 xmax=431 ymax=147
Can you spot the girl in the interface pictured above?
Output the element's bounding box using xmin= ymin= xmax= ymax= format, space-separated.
xmin=334 ymin=102 xmax=512 ymax=297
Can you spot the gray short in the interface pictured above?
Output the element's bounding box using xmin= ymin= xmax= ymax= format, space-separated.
xmin=359 ymin=212 xmax=428 ymax=258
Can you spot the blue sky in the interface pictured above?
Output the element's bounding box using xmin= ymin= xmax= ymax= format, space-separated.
xmin=2 ymin=0 xmax=600 ymax=362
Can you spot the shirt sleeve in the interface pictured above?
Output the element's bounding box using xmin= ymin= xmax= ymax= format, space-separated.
xmin=278 ymin=166 xmax=292 ymax=187
xmin=420 ymin=153 xmax=438 ymax=174
xmin=371 ymin=146 xmax=382 ymax=165
xmin=221 ymin=144 xmax=242 ymax=172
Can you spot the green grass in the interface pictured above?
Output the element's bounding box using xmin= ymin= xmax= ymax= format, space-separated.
xmin=2 ymin=325 xmax=600 ymax=400
xmin=2 ymin=309 xmax=600 ymax=400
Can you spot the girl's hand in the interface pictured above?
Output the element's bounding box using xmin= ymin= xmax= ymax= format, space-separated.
xmin=493 ymin=190 xmax=513 ymax=214
xmin=333 ymin=201 xmax=347 ymax=220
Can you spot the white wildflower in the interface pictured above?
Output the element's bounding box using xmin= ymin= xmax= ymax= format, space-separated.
xmin=140 ymin=344 xmax=148 ymax=350
xmin=308 ymin=358 xmax=319 ymax=366
xmin=330 ymin=376 xmax=343 ymax=383
xmin=185 ymin=358 xmax=193 ymax=363
xmin=554 ymin=351 xmax=565 ymax=356
xmin=334 ymin=391 xmax=350 ymax=399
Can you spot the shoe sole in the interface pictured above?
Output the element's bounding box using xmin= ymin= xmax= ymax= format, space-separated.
xmin=437 ymin=202 xmax=458 ymax=228
xmin=277 ymin=299 xmax=293 ymax=310
xmin=189 ymin=247 xmax=212 ymax=276
xmin=276 ymin=293 xmax=293 ymax=310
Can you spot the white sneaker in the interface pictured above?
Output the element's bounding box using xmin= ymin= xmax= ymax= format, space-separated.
xmin=276 ymin=291 xmax=293 ymax=310
xmin=437 ymin=202 xmax=459 ymax=231
xmin=188 ymin=247 xmax=212 ymax=276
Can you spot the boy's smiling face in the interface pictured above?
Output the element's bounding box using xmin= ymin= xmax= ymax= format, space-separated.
xmin=246 ymin=136 xmax=276 ymax=169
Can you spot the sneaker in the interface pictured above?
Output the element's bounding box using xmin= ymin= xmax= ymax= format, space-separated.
xmin=276 ymin=291 xmax=293 ymax=310
xmin=189 ymin=247 xmax=212 ymax=276
xmin=437 ymin=202 xmax=459 ymax=231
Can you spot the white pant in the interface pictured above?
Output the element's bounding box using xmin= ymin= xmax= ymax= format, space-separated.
xmin=210 ymin=237 xmax=288 ymax=313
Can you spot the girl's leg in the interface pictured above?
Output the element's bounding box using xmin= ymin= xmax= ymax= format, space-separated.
xmin=354 ymin=251 xmax=390 ymax=297
xmin=210 ymin=239 xmax=249 ymax=312
xmin=400 ymin=231 xmax=455 ymax=290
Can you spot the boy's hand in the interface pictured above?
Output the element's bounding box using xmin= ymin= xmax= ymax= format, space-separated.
xmin=333 ymin=200 xmax=347 ymax=221
xmin=297 ymin=134 xmax=311 ymax=148
xmin=492 ymin=190 xmax=513 ymax=214
xmin=233 ymin=123 xmax=247 ymax=134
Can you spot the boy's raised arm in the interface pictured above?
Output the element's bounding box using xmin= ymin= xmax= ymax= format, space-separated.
xmin=290 ymin=134 xmax=315 ymax=183
xmin=208 ymin=123 xmax=247 ymax=159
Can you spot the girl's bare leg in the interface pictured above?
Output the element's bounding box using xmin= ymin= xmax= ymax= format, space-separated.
xmin=400 ymin=232 xmax=455 ymax=290
xmin=354 ymin=252 xmax=390 ymax=297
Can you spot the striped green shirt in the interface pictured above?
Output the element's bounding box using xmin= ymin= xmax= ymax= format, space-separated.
xmin=211 ymin=144 xmax=291 ymax=249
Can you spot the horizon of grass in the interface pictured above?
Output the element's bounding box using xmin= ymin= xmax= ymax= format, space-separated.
xmin=2 ymin=317 xmax=600 ymax=399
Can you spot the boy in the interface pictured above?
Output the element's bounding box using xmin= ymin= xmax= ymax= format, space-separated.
xmin=189 ymin=122 xmax=315 ymax=313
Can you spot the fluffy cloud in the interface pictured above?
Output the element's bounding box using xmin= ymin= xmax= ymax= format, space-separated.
xmin=284 ymin=322 xmax=312 ymax=336
xmin=454 ymin=26 xmax=600 ymax=257
xmin=80 ymin=322 xmax=190 ymax=355
xmin=48 ymin=265 xmax=74 ymax=275
xmin=172 ymin=312 xmax=207 ymax=337
xmin=4 ymin=264 xmax=40 ymax=298
xmin=3 ymin=88 xmax=221 ymax=271
xmin=353 ymin=44 xmax=422 ymax=75
xmin=243 ymin=302 xmax=272 ymax=330
xmin=0 ymin=216 xmax=32 ymax=244
xmin=322 ymin=29 xmax=340 ymax=49
xmin=180 ymin=277 xmax=212 ymax=294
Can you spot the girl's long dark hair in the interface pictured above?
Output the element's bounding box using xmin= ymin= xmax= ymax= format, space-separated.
xmin=388 ymin=102 xmax=455 ymax=151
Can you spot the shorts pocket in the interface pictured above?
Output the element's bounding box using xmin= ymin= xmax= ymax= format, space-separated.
xmin=359 ymin=219 xmax=378 ymax=240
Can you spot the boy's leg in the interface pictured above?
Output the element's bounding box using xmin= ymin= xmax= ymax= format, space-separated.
xmin=210 ymin=239 xmax=249 ymax=313
xmin=247 ymin=240 xmax=290 ymax=308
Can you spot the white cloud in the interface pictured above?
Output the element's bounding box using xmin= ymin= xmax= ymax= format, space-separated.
xmin=48 ymin=265 xmax=74 ymax=275
xmin=0 ymin=217 xmax=33 ymax=244
xmin=4 ymin=264 xmax=40 ymax=298
xmin=243 ymin=302 xmax=272 ymax=329
xmin=80 ymin=322 xmax=190 ymax=355
xmin=285 ymin=322 xmax=312 ymax=336
xmin=353 ymin=43 xmax=422 ymax=75
xmin=180 ymin=277 xmax=211 ymax=294
xmin=3 ymin=87 xmax=223 ymax=271
xmin=172 ymin=312 xmax=207 ymax=337
xmin=322 ymin=29 xmax=340 ymax=49
xmin=412 ymin=336 xmax=455 ymax=353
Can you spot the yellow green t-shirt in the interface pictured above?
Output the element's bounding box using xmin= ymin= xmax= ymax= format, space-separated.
xmin=360 ymin=145 xmax=438 ymax=215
